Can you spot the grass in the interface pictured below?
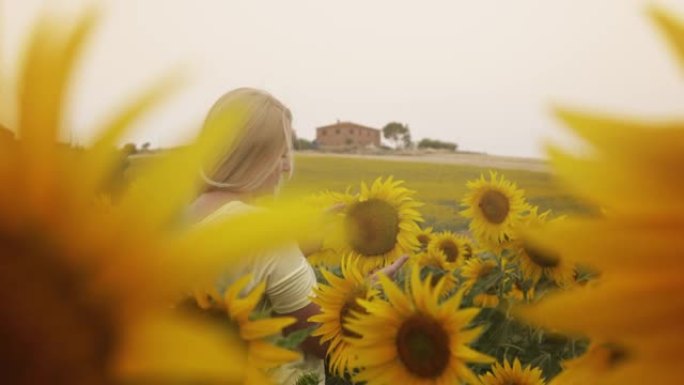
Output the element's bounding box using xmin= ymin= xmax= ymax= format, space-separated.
xmin=125 ymin=152 xmax=591 ymax=231
xmin=284 ymin=154 xmax=590 ymax=232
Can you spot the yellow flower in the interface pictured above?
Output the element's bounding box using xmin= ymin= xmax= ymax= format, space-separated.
xmin=518 ymin=6 xmax=684 ymax=385
xmin=480 ymin=358 xmax=546 ymax=385
xmin=224 ymin=276 xmax=302 ymax=383
xmin=0 ymin=7 xmax=321 ymax=384
xmin=427 ymin=230 xmax=474 ymax=266
xmin=549 ymin=343 xmax=628 ymax=385
xmin=506 ymin=281 xmax=534 ymax=302
xmin=473 ymin=293 xmax=500 ymax=308
xmin=514 ymin=208 xmax=576 ymax=287
xmin=345 ymin=268 xmax=493 ymax=385
xmin=460 ymin=171 xmax=531 ymax=250
xmin=309 ymin=256 xmax=378 ymax=375
xmin=412 ymin=250 xmax=459 ymax=295
xmin=415 ymin=226 xmax=434 ymax=250
xmin=461 ymin=257 xmax=499 ymax=293
xmin=306 ymin=247 xmax=342 ymax=268
xmin=339 ymin=177 xmax=423 ymax=273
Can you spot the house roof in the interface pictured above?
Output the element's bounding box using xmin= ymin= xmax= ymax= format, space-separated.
xmin=316 ymin=121 xmax=379 ymax=132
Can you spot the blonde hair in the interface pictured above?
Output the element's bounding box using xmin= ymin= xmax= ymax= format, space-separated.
xmin=200 ymin=87 xmax=294 ymax=192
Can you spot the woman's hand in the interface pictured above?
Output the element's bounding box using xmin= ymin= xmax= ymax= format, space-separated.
xmin=369 ymin=254 xmax=410 ymax=285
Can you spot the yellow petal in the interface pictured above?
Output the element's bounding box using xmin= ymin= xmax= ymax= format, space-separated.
xmin=116 ymin=313 xmax=246 ymax=382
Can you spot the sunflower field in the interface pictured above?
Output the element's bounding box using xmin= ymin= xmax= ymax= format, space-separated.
xmin=1 ymin=4 xmax=683 ymax=385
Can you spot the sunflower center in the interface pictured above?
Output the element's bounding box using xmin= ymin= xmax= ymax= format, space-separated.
xmin=463 ymin=243 xmax=473 ymax=260
xmin=345 ymin=199 xmax=400 ymax=256
xmin=0 ymin=230 xmax=118 ymax=384
xmin=339 ymin=294 xmax=368 ymax=338
xmin=524 ymin=243 xmax=560 ymax=268
xmin=439 ymin=240 xmax=459 ymax=262
xmin=396 ymin=315 xmax=450 ymax=378
xmin=417 ymin=234 xmax=431 ymax=248
xmin=478 ymin=263 xmax=496 ymax=278
xmin=478 ymin=190 xmax=510 ymax=224
xmin=602 ymin=342 xmax=629 ymax=368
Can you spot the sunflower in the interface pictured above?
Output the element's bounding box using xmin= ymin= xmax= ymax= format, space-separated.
xmin=181 ymin=275 xmax=301 ymax=384
xmin=339 ymin=177 xmax=423 ymax=273
xmin=473 ymin=293 xmax=500 ymax=308
xmin=345 ymin=268 xmax=493 ymax=385
xmin=0 ymin=8 xmax=321 ymax=384
xmin=412 ymin=250 xmax=459 ymax=295
xmin=461 ymin=257 xmax=499 ymax=293
xmin=223 ymin=275 xmax=302 ymax=383
xmin=309 ymin=256 xmax=378 ymax=375
xmin=548 ymin=343 xmax=628 ymax=385
xmin=517 ymin=6 xmax=684 ymax=385
xmin=513 ymin=208 xmax=576 ymax=288
xmin=301 ymin=190 xmax=355 ymax=267
xmin=415 ymin=226 xmax=434 ymax=250
xmin=460 ymin=171 xmax=531 ymax=250
xmin=506 ymin=281 xmax=535 ymax=302
xmin=479 ymin=358 xmax=546 ymax=385
xmin=426 ymin=230 xmax=474 ymax=267
xmin=305 ymin=247 xmax=342 ymax=268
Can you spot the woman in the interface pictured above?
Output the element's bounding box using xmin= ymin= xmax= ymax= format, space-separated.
xmin=188 ymin=88 xmax=330 ymax=385
xmin=188 ymin=88 xmax=406 ymax=385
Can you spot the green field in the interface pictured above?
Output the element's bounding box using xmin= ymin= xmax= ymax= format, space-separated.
xmin=285 ymin=154 xmax=590 ymax=232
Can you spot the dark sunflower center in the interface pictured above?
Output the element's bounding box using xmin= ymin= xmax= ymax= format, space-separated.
xmin=439 ymin=240 xmax=459 ymax=263
xmin=345 ymin=199 xmax=400 ymax=256
xmin=396 ymin=315 xmax=450 ymax=378
xmin=463 ymin=243 xmax=473 ymax=260
xmin=478 ymin=263 xmax=496 ymax=278
xmin=417 ymin=234 xmax=431 ymax=248
xmin=602 ymin=342 xmax=629 ymax=368
xmin=524 ymin=242 xmax=560 ymax=268
xmin=478 ymin=190 xmax=510 ymax=224
xmin=339 ymin=293 xmax=368 ymax=338
xmin=0 ymin=230 xmax=117 ymax=385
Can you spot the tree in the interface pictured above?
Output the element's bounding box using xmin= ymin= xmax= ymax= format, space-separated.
xmin=293 ymin=137 xmax=315 ymax=150
xmin=122 ymin=142 xmax=137 ymax=156
xmin=417 ymin=138 xmax=458 ymax=151
xmin=382 ymin=122 xmax=411 ymax=149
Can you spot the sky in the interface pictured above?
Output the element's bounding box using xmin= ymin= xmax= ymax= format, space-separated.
xmin=3 ymin=0 xmax=684 ymax=157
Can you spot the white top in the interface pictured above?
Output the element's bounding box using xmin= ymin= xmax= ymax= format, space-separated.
xmin=198 ymin=200 xmax=325 ymax=385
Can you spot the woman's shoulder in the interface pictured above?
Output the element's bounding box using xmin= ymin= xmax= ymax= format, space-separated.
xmin=201 ymin=200 xmax=261 ymax=223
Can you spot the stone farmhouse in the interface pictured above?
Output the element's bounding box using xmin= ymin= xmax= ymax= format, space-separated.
xmin=315 ymin=121 xmax=381 ymax=149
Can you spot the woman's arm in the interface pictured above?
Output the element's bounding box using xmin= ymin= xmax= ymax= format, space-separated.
xmin=278 ymin=303 xmax=328 ymax=359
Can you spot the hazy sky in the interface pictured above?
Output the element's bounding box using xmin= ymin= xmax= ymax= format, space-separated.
xmin=4 ymin=0 xmax=684 ymax=157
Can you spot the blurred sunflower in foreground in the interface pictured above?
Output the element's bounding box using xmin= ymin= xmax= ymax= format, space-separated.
xmin=513 ymin=208 xmax=576 ymax=288
xmin=334 ymin=177 xmax=423 ymax=273
xmin=345 ymin=269 xmax=493 ymax=385
xmin=309 ymin=256 xmax=378 ymax=375
xmin=519 ymin=6 xmax=684 ymax=385
xmin=182 ymin=275 xmax=302 ymax=384
xmin=0 ymin=7 xmax=320 ymax=385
